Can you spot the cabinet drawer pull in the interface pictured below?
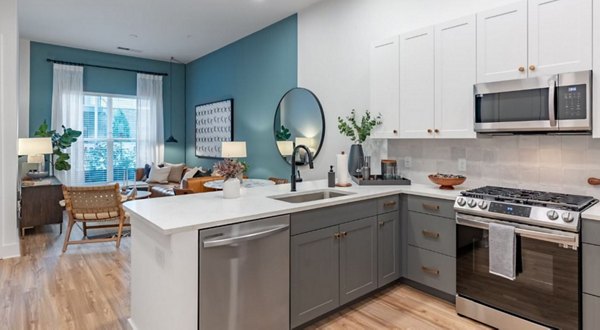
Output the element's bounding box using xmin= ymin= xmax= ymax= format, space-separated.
xmin=422 ymin=203 xmax=440 ymax=211
xmin=421 ymin=230 xmax=440 ymax=239
xmin=334 ymin=233 xmax=341 ymax=239
xmin=421 ymin=266 xmax=440 ymax=276
xmin=341 ymin=231 xmax=348 ymax=237
xmin=383 ymin=201 xmax=397 ymax=207
xmin=518 ymin=66 xmax=525 ymax=72
xmin=529 ymin=64 xmax=536 ymax=71
xmin=379 ymin=221 xmax=385 ymax=227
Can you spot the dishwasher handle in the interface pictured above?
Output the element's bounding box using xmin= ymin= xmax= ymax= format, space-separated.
xmin=203 ymin=224 xmax=289 ymax=248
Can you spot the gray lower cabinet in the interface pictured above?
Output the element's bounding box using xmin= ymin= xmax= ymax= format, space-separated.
xmin=291 ymin=226 xmax=340 ymax=328
xmin=405 ymin=196 xmax=456 ymax=296
xmin=290 ymin=196 xmax=402 ymax=328
xmin=583 ymin=293 xmax=600 ymax=330
xmin=406 ymin=245 xmax=456 ymax=295
xmin=378 ymin=211 xmax=401 ymax=287
xmin=339 ymin=216 xmax=378 ymax=305
xmin=583 ymin=220 xmax=600 ymax=330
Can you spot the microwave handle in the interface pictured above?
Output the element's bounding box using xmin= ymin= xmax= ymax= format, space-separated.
xmin=548 ymin=78 xmax=557 ymax=127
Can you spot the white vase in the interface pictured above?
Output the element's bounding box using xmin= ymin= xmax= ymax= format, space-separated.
xmin=223 ymin=178 xmax=241 ymax=199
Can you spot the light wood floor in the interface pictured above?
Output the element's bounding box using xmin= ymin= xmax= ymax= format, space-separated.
xmin=0 ymin=218 xmax=489 ymax=330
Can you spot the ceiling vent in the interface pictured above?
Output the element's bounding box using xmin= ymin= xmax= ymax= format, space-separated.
xmin=117 ymin=46 xmax=142 ymax=53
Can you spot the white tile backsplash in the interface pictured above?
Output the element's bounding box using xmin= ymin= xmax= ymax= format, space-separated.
xmin=387 ymin=135 xmax=600 ymax=198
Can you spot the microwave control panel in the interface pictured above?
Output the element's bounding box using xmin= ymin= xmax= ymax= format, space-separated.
xmin=557 ymin=84 xmax=586 ymax=120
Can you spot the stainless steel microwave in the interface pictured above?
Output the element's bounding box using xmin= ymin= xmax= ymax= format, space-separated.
xmin=474 ymin=71 xmax=592 ymax=133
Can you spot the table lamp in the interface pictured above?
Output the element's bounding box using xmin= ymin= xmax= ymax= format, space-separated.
xmin=276 ymin=141 xmax=294 ymax=157
xmin=221 ymin=141 xmax=247 ymax=159
xmin=18 ymin=137 xmax=53 ymax=178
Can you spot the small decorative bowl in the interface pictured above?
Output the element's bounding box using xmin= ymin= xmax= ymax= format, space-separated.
xmin=428 ymin=173 xmax=466 ymax=190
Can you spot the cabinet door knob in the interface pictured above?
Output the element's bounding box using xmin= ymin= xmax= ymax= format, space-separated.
xmin=518 ymin=66 xmax=525 ymax=72
xmin=529 ymin=65 xmax=536 ymax=71
xmin=434 ymin=129 xmax=439 ymax=133
xmin=393 ymin=129 xmax=398 ymax=134
xmin=378 ymin=221 xmax=385 ymax=227
xmin=334 ymin=233 xmax=341 ymax=239
xmin=427 ymin=129 xmax=433 ymax=133
xmin=341 ymin=231 xmax=347 ymax=237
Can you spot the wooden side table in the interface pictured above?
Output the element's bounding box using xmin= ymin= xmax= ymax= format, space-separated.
xmin=20 ymin=177 xmax=64 ymax=236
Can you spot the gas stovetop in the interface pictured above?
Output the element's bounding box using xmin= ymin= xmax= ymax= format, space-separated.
xmin=454 ymin=186 xmax=598 ymax=232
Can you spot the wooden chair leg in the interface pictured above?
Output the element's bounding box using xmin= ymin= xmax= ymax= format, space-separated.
xmin=82 ymin=222 xmax=87 ymax=237
xmin=62 ymin=219 xmax=75 ymax=253
xmin=115 ymin=217 xmax=124 ymax=249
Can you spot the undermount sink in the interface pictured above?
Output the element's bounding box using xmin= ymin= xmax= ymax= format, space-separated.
xmin=269 ymin=189 xmax=356 ymax=203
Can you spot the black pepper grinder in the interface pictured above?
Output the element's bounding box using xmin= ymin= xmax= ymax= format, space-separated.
xmin=328 ymin=166 xmax=335 ymax=187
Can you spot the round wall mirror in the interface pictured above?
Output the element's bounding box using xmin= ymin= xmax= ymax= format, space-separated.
xmin=273 ymin=88 xmax=325 ymax=165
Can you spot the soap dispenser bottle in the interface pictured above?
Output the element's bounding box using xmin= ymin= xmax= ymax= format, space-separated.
xmin=328 ymin=166 xmax=335 ymax=187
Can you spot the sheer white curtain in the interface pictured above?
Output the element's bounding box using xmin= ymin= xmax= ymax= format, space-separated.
xmin=51 ymin=64 xmax=84 ymax=185
xmin=136 ymin=74 xmax=164 ymax=166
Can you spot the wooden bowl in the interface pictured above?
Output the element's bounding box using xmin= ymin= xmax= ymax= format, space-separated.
xmin=428 ymin=174 xmax=466 ymax=190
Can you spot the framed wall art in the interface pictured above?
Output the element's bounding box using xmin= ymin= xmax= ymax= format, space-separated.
xmin=195 ymin=99 xmax=234 ymax=158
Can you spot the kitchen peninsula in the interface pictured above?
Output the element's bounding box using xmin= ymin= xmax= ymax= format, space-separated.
xmin=124 ymin=180 xmax=462 ymax=330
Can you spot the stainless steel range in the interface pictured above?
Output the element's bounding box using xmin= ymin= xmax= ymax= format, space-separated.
xmin=454 ymin=186 xmax=597 ymax=330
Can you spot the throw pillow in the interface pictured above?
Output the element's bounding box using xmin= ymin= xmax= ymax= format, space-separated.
xmin=166 ymin=162 xmax=185 ymax=182
xmin=193 ymin=168 xmax=213 ymax=178
xmin=143 ymin=164 xmax=152 ymax=180
xmin=182 ymin=167 xmax=199 ymax=181
xmin=146 ymin=164 xmax=171 ymax=184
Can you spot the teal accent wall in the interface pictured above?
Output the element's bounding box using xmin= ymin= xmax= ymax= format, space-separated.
xmin=29 ymin=42 xmax=186 ymax=163
xmin=185 ymin=15 xmax=297 ymax=179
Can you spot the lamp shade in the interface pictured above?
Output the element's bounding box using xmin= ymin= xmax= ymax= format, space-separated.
xmin=295 ymin=137 xmax=314 ymax=150
xmin=18 ymin=138 xmax=53 ymax=156
xmin=221 ymin=141 xmax=247 ymax=158
xmin=276 ymin=141 xmax=294 ymax=156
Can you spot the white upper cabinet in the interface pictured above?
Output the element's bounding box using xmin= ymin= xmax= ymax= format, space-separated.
xmin=434 ymin=15 xmax=477 ymax=139
xmin=477 ymin=1 xmax=528 ymax=83
xmin=399 ymin=27 xmax=435 ymax=139
xmin=528 ymin=0 xmax=592 ymax=76
xmin=370 ymin=37 xmax=400 ymax=138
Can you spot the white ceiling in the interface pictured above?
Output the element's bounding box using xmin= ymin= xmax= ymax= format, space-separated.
xmin=18 ymin=0 xmax=322 ymax=63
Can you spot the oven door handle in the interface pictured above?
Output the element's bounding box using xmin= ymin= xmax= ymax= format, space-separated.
xmin=456 ymin=213 xmax=579 ymax=249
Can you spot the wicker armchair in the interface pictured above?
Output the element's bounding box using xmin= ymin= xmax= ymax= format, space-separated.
xmin=61 ymin=184 xmax=128 ymax=252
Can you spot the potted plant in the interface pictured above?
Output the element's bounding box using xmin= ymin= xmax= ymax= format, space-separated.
xmin=213 ymin=158 xmax=246 ymax=199
xmin=337 ymin=109 xmax=382 ymax=176
xmin=33 ymin=121 xmax=82 ymax=175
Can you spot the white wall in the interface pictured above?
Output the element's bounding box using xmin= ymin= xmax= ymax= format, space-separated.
xmin=297 ymin=0 xmax=517 ymax=179
xmin=0 ymin=0 xmax=21 ymax=258
xmin=19 ymin=38 xmax=30 ymax=138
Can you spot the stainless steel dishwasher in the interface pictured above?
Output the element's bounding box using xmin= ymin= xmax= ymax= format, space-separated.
xmin=199 ymin=215 xmax=290 ymax=330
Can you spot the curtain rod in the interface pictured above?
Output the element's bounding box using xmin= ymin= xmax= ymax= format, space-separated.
xmin=46 ymin=58 xmax=169 ymax=76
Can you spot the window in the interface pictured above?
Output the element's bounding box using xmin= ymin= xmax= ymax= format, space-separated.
xmin=83 ymin=94 xmax=137 ymax=183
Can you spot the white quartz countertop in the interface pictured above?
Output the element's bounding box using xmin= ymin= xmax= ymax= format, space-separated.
xmin=582 ymin=203 xmax=600 ymax=222
xmin=124 ymin=179 xmax=465 ymax=235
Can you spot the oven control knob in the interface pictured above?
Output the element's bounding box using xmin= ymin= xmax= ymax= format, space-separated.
xmin=562 ymin=212 xmax=575 ymax=223
xmin=457 ymin=197 xmax=466 ymax=206
xmin=467 ymin=199 xmax=477 ymax=208
xmin=478 ymin=201 xmax=488 ymax=209
xmin=547 ymin=210 xmax=559 ymax=220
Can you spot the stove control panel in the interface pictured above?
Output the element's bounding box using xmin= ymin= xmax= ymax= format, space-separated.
xmin=488 ymin=202 xmax=531 ymax=217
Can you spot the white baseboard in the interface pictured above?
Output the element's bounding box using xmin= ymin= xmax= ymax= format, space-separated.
xmin=0 ymin=243 xmax=21 ymax=259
